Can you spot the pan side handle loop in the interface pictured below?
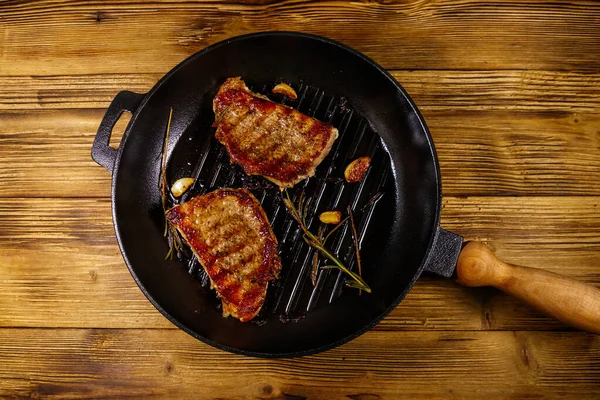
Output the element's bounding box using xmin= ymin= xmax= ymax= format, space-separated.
xmin=91 ymin=91 xmax=145 ymax=174
xmin=423 ymin=227 xmax=464 ymax=278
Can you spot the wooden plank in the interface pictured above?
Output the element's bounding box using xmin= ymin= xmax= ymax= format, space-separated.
xmin=1 ymin=70 xmax=599 ymax=112
xmin=1 ymin=108 xmax=599 ymax=198
xmin=394 ymin=70 xmax=600 ymax=113
xmin=0 ymin=197 xmax=598 ymax=330
xmin=430 ymin=110 xmax=600 ymax=196
xmin=0 ymin=329 xmax=597 ymax=399
xmin=0 ymin=74 xmax=161 ymax=110
xmin=1 ymin=1 xmax=599 ymax=74
xmin=0 ymin=197 xmax=174 ymax=329
xmin=0 ymin=109 xmax=114 ymax=198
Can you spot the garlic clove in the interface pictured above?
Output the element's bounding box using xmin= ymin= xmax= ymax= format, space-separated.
xmin=170 ymin=177 xmax=195 ymax=198
xmin=272 ymin=83 xmax=298 ymax=99
xmin=344 ymin=157 xmax=371 ymax=183
xmin=319 ymin=210 xmax=342 ymax=224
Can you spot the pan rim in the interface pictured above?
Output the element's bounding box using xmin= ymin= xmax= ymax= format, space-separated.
xmin=109 ymin=31 xmax=442 ymax=358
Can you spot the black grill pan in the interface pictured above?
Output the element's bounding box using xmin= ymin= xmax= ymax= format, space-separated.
xmin=90 ymin=32 xmax=463 ymax=357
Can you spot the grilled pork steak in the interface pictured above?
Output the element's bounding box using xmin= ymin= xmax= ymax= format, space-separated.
xmin=213 ymin=77 xmax=339 ymax=188
xmin=166 ymin=188 xmax=282 ymax=322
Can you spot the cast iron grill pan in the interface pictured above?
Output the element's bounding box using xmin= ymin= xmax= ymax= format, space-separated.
xmin=166 ymin=82 xmax=394 ymax=323
xmin=93 ymin=32 xmax=445 ymax=357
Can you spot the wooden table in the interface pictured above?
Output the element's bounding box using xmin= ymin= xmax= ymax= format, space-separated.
xmin=1 ymin=1 xmax=599 ymax=398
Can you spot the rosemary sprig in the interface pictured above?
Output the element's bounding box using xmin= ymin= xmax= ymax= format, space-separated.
xmin=159 ymin=108 xmax=173 ymax=232
xmin=310 ymin=252 xmax=319 ymax=287
xmin=347 ymin=206 xmax=362 ymax=295
xmin=323 ymin=214 xmax=350 ymax=245
xmin=283 ymin=191 xmax=371 ymax=293
xmin=159 ymin=108 xmax=184 ymax=260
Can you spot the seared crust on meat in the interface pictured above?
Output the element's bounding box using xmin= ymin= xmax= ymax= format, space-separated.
xmin=213 ymin=77 xmax=339 ymax=188
xmin=165 ymin=188 xmax=281 ymax=322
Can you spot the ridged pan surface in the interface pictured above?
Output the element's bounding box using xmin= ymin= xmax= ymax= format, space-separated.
xmin=111 ymin=32 xmax=440 ymax=357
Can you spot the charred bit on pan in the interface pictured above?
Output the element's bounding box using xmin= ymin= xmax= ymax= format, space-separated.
xmin=283 ymin=190 xmax=371 ymax=293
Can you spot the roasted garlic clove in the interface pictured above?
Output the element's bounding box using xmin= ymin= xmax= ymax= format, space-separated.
xmin=170 ymin=177 xmax=195 ymax=198
xmin=272 ymin=83 xmax=297 ymax=99
xmin=319 ymin=210 xmax=342 ymax=224
xmin=344 ymin=157 xmax=371 ymax=183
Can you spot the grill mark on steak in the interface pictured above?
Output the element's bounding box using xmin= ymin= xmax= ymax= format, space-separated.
xmin=213 ymin=77 xmax=338 ymax=188
xmin=166 ymin=188 xmax=282 ymax=322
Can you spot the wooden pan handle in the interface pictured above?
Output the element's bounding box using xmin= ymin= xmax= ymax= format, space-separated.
xmin=456 ymin=242 xmax=600 ymax=333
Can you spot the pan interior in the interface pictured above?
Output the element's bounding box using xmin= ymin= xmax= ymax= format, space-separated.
xmin=112 ymin=32 xmax=439 ymax=356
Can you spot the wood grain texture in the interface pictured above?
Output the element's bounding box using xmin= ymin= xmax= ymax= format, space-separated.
xmin=1 ymin=70 xmax=599 ymax=112
xmin=431 ymin=110 xmax=600 ymax=196
xmin=0 ymin=329 xmax=598 ymax=399
xmin=1 ymin=196 xmax=598 ymax=330
xmin=0 ymin=109 xmax=112 ymax=198
xmin=2 ymin=1 xmax=600 ymax=396
xmin=394 ymin=70 xmax=600 ymax=113
xmin=0 ymin=74 xmax=161 ymax=110
xmin=1 ymin=1 xmax=599 ymax=74
xmin=1 ymin=108 xmax=599 ymax=198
